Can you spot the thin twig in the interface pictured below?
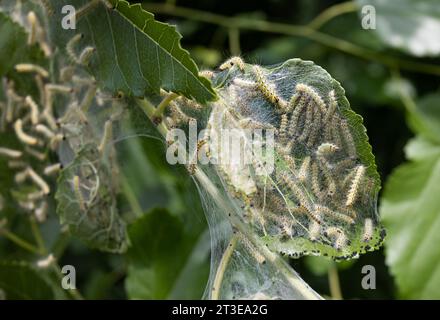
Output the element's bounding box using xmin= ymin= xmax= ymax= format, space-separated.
xmin=308 ymin=1 xmax=358 ymax=30
xmin=143 ymin=3 xmax=440 ymax=76
xmin=211 ymin=235 xmax=238 ymax=299
xmin=328 ymin=263 xmax=343 ymax=300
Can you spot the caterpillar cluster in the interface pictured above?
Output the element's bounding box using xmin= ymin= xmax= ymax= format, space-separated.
xmin=0 ymin=3 xmax=127 ymax=252
xmin=166 ymin=57 xmax=385 ymax=261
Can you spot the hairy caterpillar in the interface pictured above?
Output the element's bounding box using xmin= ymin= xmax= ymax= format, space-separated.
xmin=219 ymin=56 xmax=245 ymax=71
xmin=253 ymin=65 xmax=287 ymax=111
xmin=162 ymin=57 xmax=384 ymax=261
xmin=346 ymin=165 xmax=365 ymax=206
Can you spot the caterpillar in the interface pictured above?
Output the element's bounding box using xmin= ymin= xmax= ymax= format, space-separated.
xmin=0 ymin=147 xmax=23 ymax=158
xmin=346 ymin=165 xmax=365 ymax=206
xmin=24 ymin=96 xmax=40 ymax=125
xmin=219 ymin=56 xmax=245 ymax=71
xmin=340 ymin=119 xmax=357 ymax=158
xmin=73 ymin=175 xmax=86 ymax=211
xmin=314 ymin=205 xmax=355 ymax=224
xmin=27 ymin=167 xmax=50 ymax=195
xmin=238 ymin=232 xmax=266 ymax=264
xmin=324 ymin=227 xmax=347 ymax=250
xmin=253 ymin=65 xmax=287 ymax=111
xmin=15 ymin=63 xmax=49 ymax=78
xmin=44 ymin=163 xmax=62 ymax=176
xmin=362 ymin=218 xmax=373 ymax=242
xmin=35 ymin=124 xmax=55 ymax=139
xmin=316 ymin=142 xmax=339 ymax=157
xmin=98 ymin=120 xmax=113 ymax=154
xmin=279 ymin=113 xmax=288 ymax=141
xmin=295 ymin=84 xmax=327 ymax=114
xmin=27 ymin=12 xmax=37 ymax=45
xmin=298 ymin=156 xmax=311 ymax=182
xmin=14 ymin=119 xmax=38 ymax=145
xmin=288 ymin=92 xmax=306 ymax=137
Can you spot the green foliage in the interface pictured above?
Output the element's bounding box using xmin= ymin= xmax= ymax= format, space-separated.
xmin=381 ymin=94 xmax=440 ymax=299
xmin=125 ymin=208 xmax=209 ymax=299
xmin=357 ymin=0 xmax=440 ymax=57
xmin=49 ymin=0 xmax=216 ymax=103
xmin=55 ymin=144 xmax=128 ymax=253
xmin=0 ymin=261 xmax=54 ymax=299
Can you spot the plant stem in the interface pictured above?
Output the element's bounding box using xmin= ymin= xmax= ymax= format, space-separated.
xmin=121 ymin=173 xmax=144 ymax=218
xmin=228 ymin=27 xmax=241 ymax=56
xmin=211 ymin=235 xmax=238 ymax=299
xmin=143 ymin=3 xmax=440 ymax=76
xmin=328 ymin=263 xmax=343 ymax=300
xmin=308 ymin=1 xmax=358 ymax=30
xmin=153 ymin=92 xmax=179 ymax=120
xmin=0 ymin=228 xmax=42 ymax=255
xmin=30 ymin=216 xmax=46 ymax=254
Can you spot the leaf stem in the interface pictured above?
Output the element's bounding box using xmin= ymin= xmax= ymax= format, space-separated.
xmin=143 ymin=3 xmax=440 ymax=76
xmin=0 ymin=228 xmax=42 ymax=255
xmin=328 ymin=263 xmax=343 ymax=299
xmin=153 ymin=92 xmax=179 ymax=121
xmin=228 ymin=28 xmax=241 ymax=56
xmin=307 ymin=1 xmax=358 ymax=30
xmin=211 ymin=234 xmax=238 ymax=299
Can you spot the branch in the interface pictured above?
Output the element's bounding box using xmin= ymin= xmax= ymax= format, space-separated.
xmin=143 ymin=3 xmax=440 ymax=76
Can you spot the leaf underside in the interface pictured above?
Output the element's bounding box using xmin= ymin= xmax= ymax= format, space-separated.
xmin=48 ymin=0 xmax=216 ymax=103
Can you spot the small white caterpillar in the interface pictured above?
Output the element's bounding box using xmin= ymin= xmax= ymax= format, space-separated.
xmin=27 ymin=11 xmax=37 ymax=45
xmin=27 ymin=167 xmax=50 ymax=195
xmin=346 ymin=165 xmax=365 ymax=206
xmin=325 ymin=227 xmax=347 ymax=250
xmin=35 ymin=201 xmax=48 ymax=223
xmin=98 ymin=120 xmax=113 ymax=154
xmin=24 ymin=96 xmax=40 ymax=125
xmin=316 ymin=142 xmax=339 ymax=157
xmin=35 ymin=124 xmax=55 ymax=139
xmin=73 ymin=175 xmax=86 ymax=211
xmin=15 ymin=63 xmax=49 ymax=78
xmin=362 ymin=218 xmax=374 ymax=242
xmin=44 ymin=163 xmax=62 ymax=176
xmin=0 ymin=147 xmax=22 ymax=158
xmin=14 ymin=119 xmax=38 ymax=145
xmin=309 ymin=219 xmax=321 ymax=241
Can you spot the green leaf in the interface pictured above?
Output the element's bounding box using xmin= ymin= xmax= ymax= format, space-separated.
xmin=201 ymin=58 xmax=384 ymax=261
xmin=356 ymin=0 xmax=440 ymax=57
xmin=381 ymin=153 xmax=440 ymax=298
xmin=0 ymin=261 xmax=54 ymax=299
xmin=125 ymin=208 xmax=208 ymax=299
xmin=55 ymin=144 xmax=128 ymax=253
xmin=407 ymin=94 xmax=440 ymax=144
xmin=49 ymin=0 xmax=216 ymax=103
